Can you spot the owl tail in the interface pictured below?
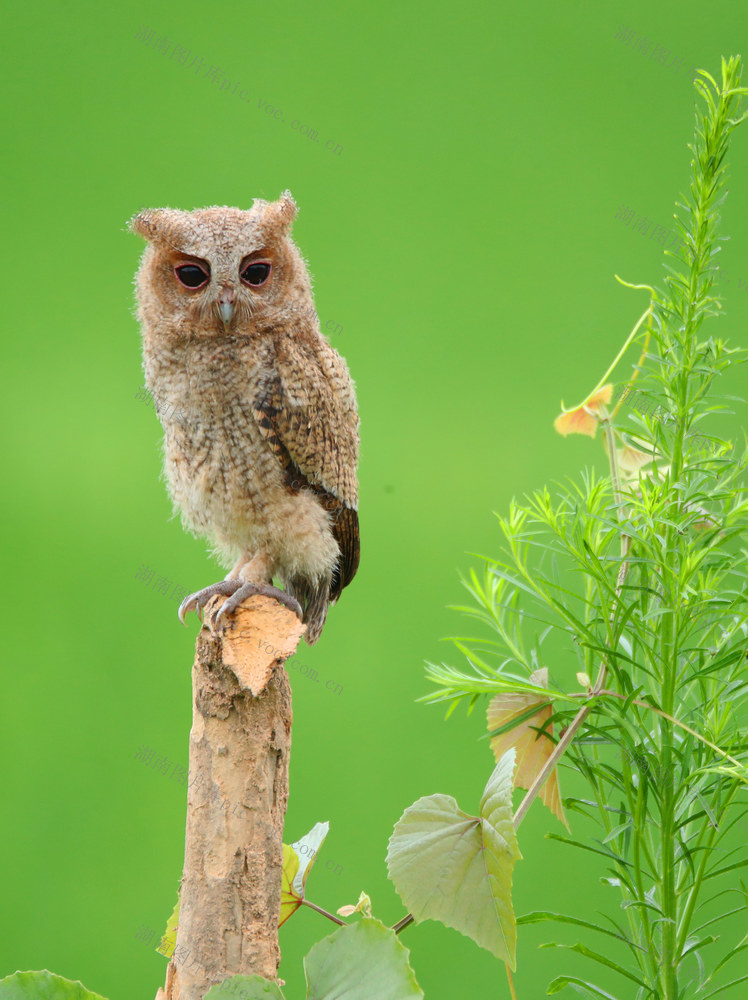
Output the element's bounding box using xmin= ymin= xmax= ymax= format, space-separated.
xmin=285 ymin=576 xmax=330 ymax=645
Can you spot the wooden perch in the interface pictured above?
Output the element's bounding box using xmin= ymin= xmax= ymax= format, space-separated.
xmin=157 ymin=594 xmax=306 ymax=1000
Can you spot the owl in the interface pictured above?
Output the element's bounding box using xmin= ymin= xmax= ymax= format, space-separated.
xmin=130 ymin=192 xmax=359 ymax=644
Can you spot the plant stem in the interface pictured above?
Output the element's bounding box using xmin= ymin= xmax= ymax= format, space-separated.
xmin=300 ymin=898 xmax=347 ymax=926
xmin=392 ymin=913 xmax=415 ymax=934
xmin=653 ymin=62 xmax=747 ymax=998
xmin=505 ymin=963 xmax=518 ymax=1000
xmin=658 ymin=601 xmax=678 ymax=999
xmin=560 ymin=298 xmax=652 ymax=414
xmin=513 ymin=701 xmax=592 ymax=829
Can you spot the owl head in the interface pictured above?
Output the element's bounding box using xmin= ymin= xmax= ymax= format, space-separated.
xmin=130 ymin=192 xmax=313 ymax=338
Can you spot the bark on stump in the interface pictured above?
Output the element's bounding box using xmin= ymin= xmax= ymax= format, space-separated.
xmin=157 ymin=594 xmax=305 ymax=1000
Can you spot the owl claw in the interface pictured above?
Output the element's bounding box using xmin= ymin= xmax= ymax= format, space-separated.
xmin=178 ymin=581 xmax=303 ymax=626
xmin=178 ymin=580 xmax=243 ymax=625
xmin=215 ymin=583 xmax=304 ymax=624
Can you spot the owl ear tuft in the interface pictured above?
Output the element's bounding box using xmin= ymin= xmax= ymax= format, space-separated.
xmin=130 ymin=209 xmax=160 ymax=240
xmin=277 ymin=191 xmax=298 ymax=223
xmin=261 ymin=191 xmax=298 ymax=233
xmin=129 ymin=209 xmax=180 ymax=244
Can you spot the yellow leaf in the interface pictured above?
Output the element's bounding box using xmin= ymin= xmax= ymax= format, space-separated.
xmin=487 ymin=668 xmax=568 ymax=828
xmin=554 ymin=384 xmax=613 ymax=438
xmin=279 ymin=844 xmax=302 ymax=927
xmin=279 ymin=821 xmax=330 ymax=927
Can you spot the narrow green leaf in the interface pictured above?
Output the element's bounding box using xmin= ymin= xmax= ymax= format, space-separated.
xmin=703 ymin=972 xmax=748 ymax=999
xmin=516 ymin=910 xmax=634 ymax=945
xmin=601 ymin=823 xmax=632 ymax=846
xmin=486 ymin=701 xmax=552 ymax=739
xmin=546 ymin=833 xmax=631 ymax=867
xmin=681 ymin=934 xmax=716 ymax=959
xmin=705 ymin=933 xmax=748 ymax=978
xmin=546 ymin=976 xmax=622 ymax=999
xmin=558 ymin=942 xmax=650 ymax=988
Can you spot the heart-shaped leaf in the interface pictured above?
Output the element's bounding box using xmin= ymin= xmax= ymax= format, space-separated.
xmin=0 ymin=972 xmax=107 ymax=1000
xmin=203 ymin=974 xmax=285 ymax=999
xmin=304 ymin=918 xmax=422 ymax=1000
xmin=386 ymin=751 xmax=521 ymax=966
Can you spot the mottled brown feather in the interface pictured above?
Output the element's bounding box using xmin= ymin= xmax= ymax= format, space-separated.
xmin=251 ymin=360 xmax=360 ymax=600
xmin=254 ymin=333 xmax=359 ymax=507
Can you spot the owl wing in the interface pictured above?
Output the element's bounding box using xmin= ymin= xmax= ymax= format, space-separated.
xmin=251 ymin=336 xmax=360 ymax=599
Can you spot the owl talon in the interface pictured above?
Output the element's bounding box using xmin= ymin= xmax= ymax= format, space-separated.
xmin=178 ymin=581 xmax=243 ymax=625
xmin=215 ymin=582 xmax=304 ymax=624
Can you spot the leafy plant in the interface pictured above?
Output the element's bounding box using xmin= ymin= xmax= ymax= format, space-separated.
xmin=423 ymin=56 xmax=748 ymax=999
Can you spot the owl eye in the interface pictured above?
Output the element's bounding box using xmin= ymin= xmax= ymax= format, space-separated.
xmin=241 ymin=261 xmax=272 ymax=287
xmin=174 ymin=263 xmax=210 ymax=289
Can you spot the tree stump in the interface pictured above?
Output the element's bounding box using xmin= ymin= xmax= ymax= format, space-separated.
xmin=157 ymin=594 xmax=305 ymax=1000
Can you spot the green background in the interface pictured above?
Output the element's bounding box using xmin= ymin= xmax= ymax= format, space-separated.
xmin=2 ymin=1 xmax=747 ymax=997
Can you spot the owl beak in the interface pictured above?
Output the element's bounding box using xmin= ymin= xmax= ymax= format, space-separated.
xmin=218 ymin=299 xmax=235 ymax=325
